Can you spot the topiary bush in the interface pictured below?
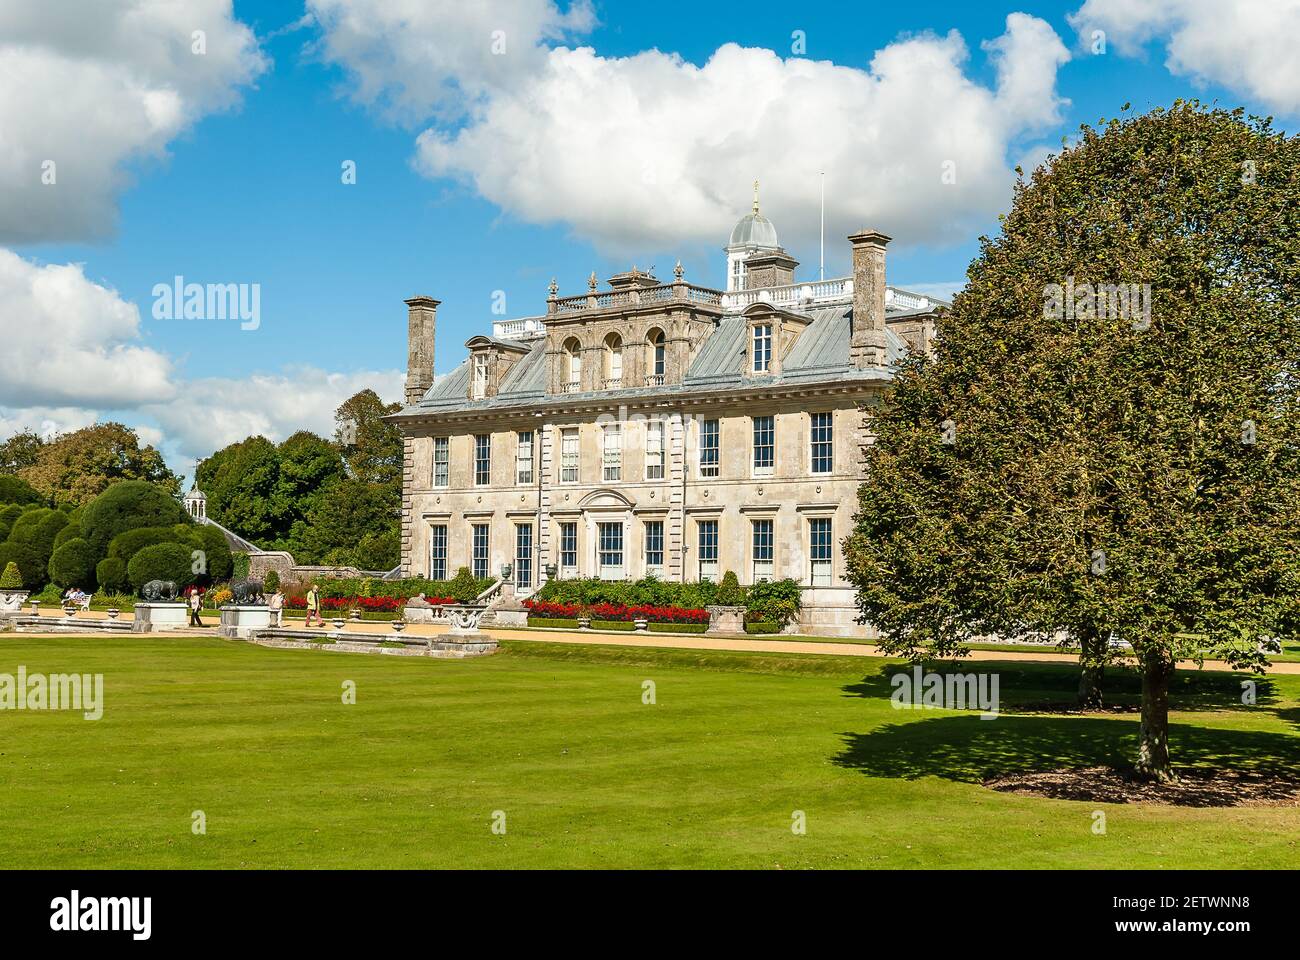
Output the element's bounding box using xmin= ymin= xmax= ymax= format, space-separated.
xmin=0 ymin=541 xmax=44 ymax=591
xmin=232 ymin=551 xmax=251 ymax=580
xmin=48 ymin=537 xmax=98 ymax=588
xmin=80 ymin=480 xmax=189 ymax=555
xmin=194 ymin=524 xmax=233 ymax=582
xmin=126 ymin=542 xmax=197 ymax=594
xmin=96 ymin=556 xmax=129 ymax=593
xmin=0 ymin=561 xmax=22 ymax=590
xmin=449 ymin=566 xmax=480 ymax=604
xmin=715 ymin=571 xmax=746 ymax=606
xmin=0 ymin=475 xmax=44 ymax=506
xmin=108 ymin=526 xmax=183 ymax=562
xmin=263 ymin=570 xmax=280 ymax=592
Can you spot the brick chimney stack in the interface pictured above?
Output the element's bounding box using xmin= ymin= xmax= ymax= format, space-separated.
xmin=404 ymin=296 xmax=439 ymax=404
xmin=848 ymin=230 xmax=890 ymax=368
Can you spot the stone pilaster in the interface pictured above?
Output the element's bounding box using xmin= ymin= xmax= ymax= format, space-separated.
xmin=400 ymin=435 xmax=415 ymax=576
xmin=668 ymin=411 xmax=685 ymax=581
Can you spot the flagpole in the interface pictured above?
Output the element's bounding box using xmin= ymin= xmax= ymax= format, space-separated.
xmin=819 ymin=171 xmax=825 ymax=281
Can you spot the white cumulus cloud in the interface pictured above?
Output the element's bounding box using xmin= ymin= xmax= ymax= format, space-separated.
xmin=0 ymin=0 xmax=268 ymax=243
xmin=1070 ymin=0 xmax=1300 ymax=116
xmin=313 ymin=5 xmax=1070 ymax=253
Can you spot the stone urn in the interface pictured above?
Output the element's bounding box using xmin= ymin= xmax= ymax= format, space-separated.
xmin=0 ymin=589 xmax=29 ymax=617
xmin=348 ymin=608 xmax=361 ymax=621
xmin=332 ymin=617 xmax=345 ymax=630
xmin=107 ymin=608 xmax=120 ymax=620
xmin=577 ymin=616 xmax=591 ymax=630
xmin=705 ymin=605 xmax=746 ymax=635
xmin=29 ymin=599 xmax=40 ymax=617
xmin=634 ymin=618 xmax=649 ymax=632
xmin=391 ymin=619 xmax=406 ymax=633
xmin=62 ymin=605 xmax=77 ymax=618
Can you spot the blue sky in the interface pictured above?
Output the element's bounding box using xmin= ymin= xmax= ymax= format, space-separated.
xmin=1 ymin=0 xmax=1295 ymax=472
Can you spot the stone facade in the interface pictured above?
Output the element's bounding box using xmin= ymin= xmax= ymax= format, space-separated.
xmin=389 ymin=206 xmax=946 ymax=636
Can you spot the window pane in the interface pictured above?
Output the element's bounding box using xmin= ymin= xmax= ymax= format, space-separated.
xmin=429 ymin=524 xmax=447 ymax=581
xmin=811 ymin=412 xmax=833 ymax=474
xmin=598 ymin=522 xmax=624 ymax=579
xmin=752 ymin=519 xmax=773 ymax=582
xmin=753 ymin=324 xmax=772 ymax=372
xmin=602 ymin=425 xmax=622 ymax=481
xmin=698 ymin=519 xmax=718 ymax=581
xmin=516 ymin=431 xmax=534 ymax=485
xmin=753 ymin=416 xmax=774 ymax=471
xmin=646 ymin=420 xmax=664 ymax=480
xmin=433 ymin=437 xmax=449 ymax=487
xmin=560 ymin=428 xmax=579 ymax=483
xmin=560 ymin=522 xmax=578 ymax=572
xmin=810 ymin=518 xmax=832 ymax=586
xmin=474 ymin=435 xmax=491 ymax=486
xmin=515 ymin=524 xmax=532 ymax=588
xmin=645 ymin=520 xmax=663 ymax=568
xmin=700 ymin=419 xmax=719 ymax=478
xmin=472 ymin=524 xmax=490 ymax=579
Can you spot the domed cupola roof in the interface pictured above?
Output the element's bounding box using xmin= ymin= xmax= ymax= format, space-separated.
xmin=727 ymin=181 xmax=780 ymax=250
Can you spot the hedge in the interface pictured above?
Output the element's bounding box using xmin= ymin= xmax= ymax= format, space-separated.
xmin=648 ymin=622 xmax=708 ymax=634
xmin=48 ymin=537 xmax=98 ymax=588
xmin=81 ymin=480 xmax=189 ymax=555
xmin=96 ymin=556 xmax=129 ymax=593
xmin=526 ymin=617 xmax=581 ymax=629
xmin=744 ymin=621 xmax=781 ymax=635
xmin=126 ymin=542 xmax=197 ymax=593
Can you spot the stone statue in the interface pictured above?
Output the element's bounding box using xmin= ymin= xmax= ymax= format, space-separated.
xmin=141 ymin=580 xmax=178 ymax=602
xmin=230 ymin=578 xmax=265 ymax=605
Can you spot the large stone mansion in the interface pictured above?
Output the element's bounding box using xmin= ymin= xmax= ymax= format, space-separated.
xmin=389 ymin=197 xmax=946 ymax=634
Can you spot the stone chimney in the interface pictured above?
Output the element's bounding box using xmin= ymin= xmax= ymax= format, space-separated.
xmin=848 ymin=230 xmax=890 ymax=368
xmin=404 ymin=296 xmax=439 ymax=404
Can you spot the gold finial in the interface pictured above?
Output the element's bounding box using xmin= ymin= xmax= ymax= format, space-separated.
xmin=752 ymin=178 xmax=760 ymax=215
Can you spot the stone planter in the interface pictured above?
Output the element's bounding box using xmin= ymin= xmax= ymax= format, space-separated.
xmin=0 ymin=589 xmax=29 ymax=617
xmin=349 ymin=608 xmax=361 ymax=621
xmin=391 ymin=620 xmax=406 ymax=633
xmin=428 ymin=604 xmax=497 ymax=657
xmin=62 ymin=606 xmax=77 ymax=618
xmin=218 ymin=604 xmax=271 ymax=639
xmin=332 ymin=617 xmax=345 ymax=630
xmin=577 ymin=616 xmax=591 ymax=630
xmin=107 ymin=608 xmax=120 ymax=620
xmin=634 ymin=618 xmax=649 ymax=632
xmin=132 ymin=602 xmax=189 ymax=633
xmin=705 ymin=604 xmax=746 ymax=636
xmin=30 ymin=600 xmax=40 ymax=617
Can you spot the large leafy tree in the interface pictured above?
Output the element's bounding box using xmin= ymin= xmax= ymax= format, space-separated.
xmin=0 ymin=431 xmax=46 ymax=474
xmin=17 ymin=423 xmax=178 ymax=508
xmin=845 ymin=103 xmax=1300 ymax=780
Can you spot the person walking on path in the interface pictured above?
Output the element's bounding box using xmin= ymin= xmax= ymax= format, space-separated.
xmin=188 ymin=586 xmax=204 ymax=627
xmin=305 ymin=583 xmax=322 ymax=628
xmin=269 ymin=588 xmax=284 ymax=627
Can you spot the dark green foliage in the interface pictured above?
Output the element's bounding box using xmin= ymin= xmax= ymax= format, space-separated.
xmin=126 ymin=543 xmax=197 ymax=593
xmin=232 ymin=552 xmax=250 ymax=580
xmin=263 ymin=570 xmax=280 ymax=592
xmin=95 ymin=556 xmax=129 ymax=593
xmin=194 ymin=524 xmax=233 ymax=582
xmin=448 ymin=567 xmax=481 ymax=604
xmin=0 ymin=561 xmax=22 ymax=590
xmin=715 ymin=571 xmax=745 ymax=606
xmin=81 ymin=481 xmax=188 ymax=555
xmin=0 ymin=541 xmax=45 ymax=590
xmin=845 ymin=103 xmax=1300 ymax=778
xmin=352 ymin=528 xmax=400 ymax=571
xmin=745 ymin=578 xmax=803 ymax=626
xmin=0 ymin=504 xmax=23 ymax=541
xmin=48 ymin=538 xmax=98 ymax=588
xmin=108 ymin=526 xmax=185 ymax=562
xmin=0 ymin=475 xmax=43 ymax=506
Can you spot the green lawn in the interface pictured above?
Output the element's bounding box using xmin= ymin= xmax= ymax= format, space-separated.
xmin=0 ymin=635 xmax=1297 ymax=868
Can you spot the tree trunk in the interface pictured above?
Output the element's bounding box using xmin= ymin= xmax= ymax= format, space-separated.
xmin=1135 ymin=657 xmax=1175 ymax=781
xmin=1077 ymin=629 xmax=1106 ymax=708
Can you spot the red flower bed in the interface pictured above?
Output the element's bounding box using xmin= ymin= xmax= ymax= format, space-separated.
xmin=524 ymin=599 xmax=707 ymax=624
xmin=285 ymin=595 xmax=453 ymax=613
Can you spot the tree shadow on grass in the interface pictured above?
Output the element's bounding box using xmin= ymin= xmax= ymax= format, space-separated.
xmin=842 ymin=660 xmax=1282 ymax=713
xmin=832 ymin=712 xmax=1300 ymax=788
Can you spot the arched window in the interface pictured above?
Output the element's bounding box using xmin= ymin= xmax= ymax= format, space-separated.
xmin=563 ymin=339 xmax=582 ymax=393
xmin=604 ymin=333 xmax=623 ymax=388
xmin=647 ymin=328 xmax=666 ymax=384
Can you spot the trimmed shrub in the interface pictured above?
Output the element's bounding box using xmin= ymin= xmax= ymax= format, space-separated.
xmin=526 ymin=616 xmax=581 ymax=628
xmin=715 ymin=571 xmax=745 ymax=606
xmin=126 ymin=542 xmax=197 ymax=594
xmin=648 ymin=622 xmax=708 ymax=634
xmin=0 ymin=504 xmax=24 ymax=541
xmin=0 ymin=475 xmax=43 ymax=506
xmin=232 ymin=552 xmax=251 ymax=580
xmin=448 ymin=566 xmax=480 ymax=604
xmin=80 ymin=480 xmax=188 ymax=555
xmin=536 ymin=576 xmax=721 ymax=610
xmin=0 ymin=541 xmax=45 ymax=590
xmin=0 ymin=561 xmax=22 ymax=589
xmin=745 ymin=578 xmax=802 ymax=626
xmin=53 ymin=521 xmax=83 ymax=550
xmin=192 ymin=524 xmax=233 ymax=583
xmin=48 ymin=537 xmax=98 ymax=588
xmin=263 ymin=570 xmax=280 ymax=592
xmin=108 ymin=527 xmax=182 ymax=562
xmin=95 ymin=556 xmax=129 ymax=593
xmin=743 ymin=621 xmax=781 ymax=635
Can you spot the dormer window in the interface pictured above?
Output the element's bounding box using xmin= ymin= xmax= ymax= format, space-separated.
xmin=472 ymin=354 xmax=489 ymax=399
xmin=752 ymin=323 xmax=773 ymax=373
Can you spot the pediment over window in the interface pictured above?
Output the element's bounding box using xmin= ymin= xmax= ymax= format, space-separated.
xmin=578 ymin=488 xmax=635 ymax=511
